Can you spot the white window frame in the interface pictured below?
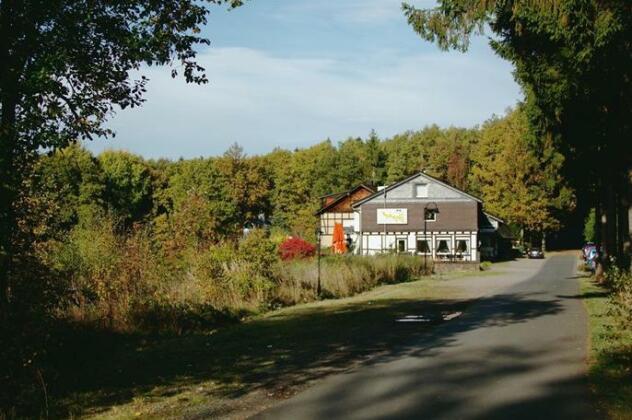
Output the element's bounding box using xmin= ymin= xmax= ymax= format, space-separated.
xmin=415 ymin=237 xmax=431 ymax=255
xmin=435 ymin=237 xmax=452 ymax=255
xmin=455 ymin=237 xmax=471 ymax=257
xmin=415 ymin=183 xmax=429 ymax=198
xmin=424 ymin=208 xmax=437 ymax=222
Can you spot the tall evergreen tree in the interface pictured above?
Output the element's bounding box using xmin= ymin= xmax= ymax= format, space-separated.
xmin=404 ymin=0 xmax=631 ymax=264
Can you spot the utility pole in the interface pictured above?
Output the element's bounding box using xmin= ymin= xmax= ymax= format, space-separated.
xmin=424 ymin=202 xmax=439 ymax=273
xmin=316 ymin=228 xmax=322 ymax=297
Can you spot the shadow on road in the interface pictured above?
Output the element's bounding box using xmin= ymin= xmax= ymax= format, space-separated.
xmin=50 ymin=286 xmax=573 ymax=418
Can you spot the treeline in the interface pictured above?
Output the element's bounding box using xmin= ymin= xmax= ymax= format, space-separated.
xmin=8 ymin=106 xmax=574 ymax=332
xmin=28 ymin=106 xmax=573 ymax=247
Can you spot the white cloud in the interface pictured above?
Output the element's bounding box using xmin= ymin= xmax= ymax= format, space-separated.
xmin=270 ymin=0 xmax=436 ymax=24
xmin=89 ymin=45 xmax=521 ymax=159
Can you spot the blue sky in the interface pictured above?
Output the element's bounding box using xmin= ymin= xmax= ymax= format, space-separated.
xmin=86 ymin=0 xmax=522 ymax=159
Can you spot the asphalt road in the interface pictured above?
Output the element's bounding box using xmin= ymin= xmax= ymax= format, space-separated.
xmin=257 ymin=255 xmax=599 ymax=419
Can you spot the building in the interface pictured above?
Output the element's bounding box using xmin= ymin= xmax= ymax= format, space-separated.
xmin=317 ymin=173 xmax=512 ymax=261
xmin=479 ymin=212 xmax=515 ymax=260
xmin=315 ymin=184 xmax=375 ymax=248
xmin=351 ymin=172 xmax=481 ymax=261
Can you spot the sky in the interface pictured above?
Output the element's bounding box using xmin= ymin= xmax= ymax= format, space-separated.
xmin=86 ymin=0 xmax=523 ymax=159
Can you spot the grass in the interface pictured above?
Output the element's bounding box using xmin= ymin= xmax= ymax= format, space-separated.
xmin=581 ymin=276 xmax=632 ymax=419
xmin=49 ymin=273 xmax=469 ymax=419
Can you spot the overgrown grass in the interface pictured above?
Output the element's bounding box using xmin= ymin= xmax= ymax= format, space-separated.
xmin=581 ymin=274 xmax=632 ymax=419
xmin=276 ymin=255 xmax=431 ymax=304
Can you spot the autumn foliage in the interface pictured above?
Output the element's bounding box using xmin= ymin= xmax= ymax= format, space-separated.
xmin=278 ymin=237 xmax=316 ymax=261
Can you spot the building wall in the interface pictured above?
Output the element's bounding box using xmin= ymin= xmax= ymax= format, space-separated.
xmin=318 ymin=187 xmax=374 ymax=249
xmin=359 ymin=200 xmax=478 ymax=233
xmin=320 ymin=212 xmax=354 ymax=247
xmin=353 ymin=174 xmax=480 ymax=261
xmin=387 ymin=175 xmax=464 ymax=200
xmin=357 ymin=230 xmax=478 ymax=261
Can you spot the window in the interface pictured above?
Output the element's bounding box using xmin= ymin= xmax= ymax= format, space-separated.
xmin=416 ymin=239 xmax=430 ymax=254
xmin=424 ymin=209 xmax=437 ymax=221
xmin=397 ymin=238 xmax=407 ymax=253
xmin=456 ymin=239 xmax=469 ymax=254
xmin=436 ymin=239 xmax=450 ymax=254
xmin=415 ymin=183 xmax=429 ymax=198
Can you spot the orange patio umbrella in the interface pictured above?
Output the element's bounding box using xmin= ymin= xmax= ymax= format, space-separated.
xmin=332 ymin=222 xmax=347 ymax=254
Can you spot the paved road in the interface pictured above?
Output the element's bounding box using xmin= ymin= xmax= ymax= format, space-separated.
xmin=258 ymin=255 xmax=598 ymax=419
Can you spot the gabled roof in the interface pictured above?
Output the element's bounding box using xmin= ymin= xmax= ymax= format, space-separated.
xmin=484 ymin=212 xmax=505 ymax=224
xmin=315 ymin=184 xmax=375 ymax=215
xmin=351 ymin=171 xmax=482 ymax=208
xmin=480 ymin=212 xmax=514 ymax=239
xmin=318 ymin=190 xmax=346 ymax=200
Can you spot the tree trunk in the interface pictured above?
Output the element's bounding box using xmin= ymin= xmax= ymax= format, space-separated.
xmin=0 ymin=0 xmax=22 ymax=319
xmin=616 ymin=172 xmax=631 ymax=270
xmin=595 ymin=181 xmax=607 ymax=282
xmin=0 ymin=102 xmax=17 ymax=319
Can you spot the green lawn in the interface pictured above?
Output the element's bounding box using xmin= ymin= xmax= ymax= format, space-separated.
xmin=51 ymin=275 xmax=470 ymax=419
xmin=581 ymin=277 xmax=632 ymax=419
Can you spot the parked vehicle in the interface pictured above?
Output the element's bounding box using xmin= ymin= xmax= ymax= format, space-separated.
xmin=527 ymin=247 xmax=545 ymax=259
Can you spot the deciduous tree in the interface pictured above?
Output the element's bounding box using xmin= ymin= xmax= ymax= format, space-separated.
xmin=0 ymin=0 xmax=243 ymax=312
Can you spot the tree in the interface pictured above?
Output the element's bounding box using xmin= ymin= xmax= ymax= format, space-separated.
xmin=0 ymin=0 xmax=243 ymax=313
xmin=30 ymin=144 xmax=106 ymax=239
xmin=469 ymin=108 xmax=574 ymax=234
xmin=404 ymin=0 xmax=631 ymax=266
xmin=270 ymin=141 xmax=339 ymax=237
xmin=160 ymin=158 xmax=237 ymax=247
xmin=99 ymin=150 xmax=153 ymax=227
xmin=215 ymin=143 xmax=273 ymax=229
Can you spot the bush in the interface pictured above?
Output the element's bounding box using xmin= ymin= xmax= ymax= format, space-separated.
xmin=605 ymin=266 xmax=632 ymax=331
xmin=278 ymin=237 xmax=316 ymax=261
xmin=480 ymin=261 xmax=493 ymax=271
xmin=239 ymin=229 xmax=279 ymax=277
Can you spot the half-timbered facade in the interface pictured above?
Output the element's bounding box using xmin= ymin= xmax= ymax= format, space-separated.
xmin=351 ymin=172 xmax=482 ymax=261
xmin=315 ymin=184 xmax=375 ymax=248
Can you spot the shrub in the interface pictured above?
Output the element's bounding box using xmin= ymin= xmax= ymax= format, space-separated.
xmin=480 ymin=261 xmax=493 ymax=271
xmin=278 ymin=237 xmax=316 ymax=261
xmin=605 ymin=266 xmax=632 ymax=331
xmin=239 ymin=229 xmax=279 ymax=277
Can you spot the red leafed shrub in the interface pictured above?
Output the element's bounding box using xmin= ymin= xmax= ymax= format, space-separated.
xmin=279 ymin=237 xmax=316 ymax=261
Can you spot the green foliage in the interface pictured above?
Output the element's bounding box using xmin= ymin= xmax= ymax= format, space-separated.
xmin=99 ymin=151 xmax=153 ymax=226
xmin=584 ymin=208 xmax=597 ymax=243
xmin=383 ymin=126 xmax=478 ymax=190
xmin=469 ymin=107 xmax=574 ymax=231
xmin=480 ymin=261 xmax=493 ymax=271
xmin=582 ymin=273 xmax=632 ymax=419
xmin=238 ymin=229 xmax=279 ymax=278
xmin=30 ymin=144 xmax=106 ymax=238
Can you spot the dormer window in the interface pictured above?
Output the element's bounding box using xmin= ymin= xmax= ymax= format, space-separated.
xmin=415 ymin=183 xmax=428 ymax=198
